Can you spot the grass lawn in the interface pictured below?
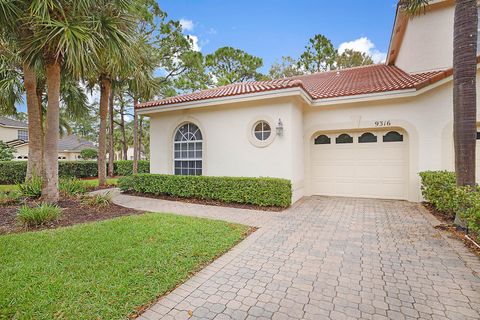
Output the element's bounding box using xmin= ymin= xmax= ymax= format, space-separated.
xmin=0 ymin=185 xmax=17 ymax=192
xmin=0 ymin=213 xmax=250 ymax=319
xmin=80 ymin=178 xmax=119 ymax=188
xmin=0 ymin=178 xmax=118 ymax=193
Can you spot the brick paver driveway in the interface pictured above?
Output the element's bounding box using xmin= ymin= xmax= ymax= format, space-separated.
xmin=111 ymin=193 xmax=480 ymax=320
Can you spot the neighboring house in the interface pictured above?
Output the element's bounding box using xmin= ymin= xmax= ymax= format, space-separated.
xmin=137 ymin=0 xmax=478 ymax=203
xmin=0 ymin=117 xmax=96 ymax=161
xmin=114 ymin=147 xmax=147 ymax=161
xmin=0 ymin=116 xmax=29 ymax=143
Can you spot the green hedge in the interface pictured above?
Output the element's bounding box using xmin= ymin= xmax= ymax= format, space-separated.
xmin=114 ymin=160 xmax=150 ymax=176
xmin=118 ymin=174 xmax=292 ymax=208
xmin=0 ymin=161 xmax=27 ymax=184
xmin=419 ymin=171 xmax=480 ymax=237
xmin=0 ymin=160 xmax=150 ymax=184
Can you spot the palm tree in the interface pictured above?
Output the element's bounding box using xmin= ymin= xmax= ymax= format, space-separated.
xmin=0 ymin=2 xmax=44 ymax=180
xmin=400 ymin=0 xmax=478 ymax=226
xmin=88 ymin=1 xmax=137 ymax=187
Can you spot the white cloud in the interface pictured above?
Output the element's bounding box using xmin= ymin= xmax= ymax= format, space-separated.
xmin=338 ymin=37 xmax=387 ymax=63
xmin=187 ymin=35 xmax=201 ymax=51
xmin=180 ymin=19 xmax=194 ymax=32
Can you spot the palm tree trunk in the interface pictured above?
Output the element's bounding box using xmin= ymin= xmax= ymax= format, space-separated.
xmin=98 ymin=76 xmax=111 ymax=187
xmin=23 ymin=63 xmax=43 ymax=179
xmin=108 ymin=87 xmax=115 ymax=177
xmin=119 ymin=104 xmax=128 ymax=160
xmin=42 ymin=61 xmax=61 ymax=203
xmin=453 ymin=0 xmax=478 ymax=225
xmin=133 ymin=97 xmax=139 ymax=174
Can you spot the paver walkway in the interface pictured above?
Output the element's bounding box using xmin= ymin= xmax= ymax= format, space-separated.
xmin=106 ymin=191 xmax=480 ymax=320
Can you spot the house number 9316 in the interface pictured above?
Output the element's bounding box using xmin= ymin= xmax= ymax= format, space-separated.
xmin=374 ymin=120 xmax=391 ymax=127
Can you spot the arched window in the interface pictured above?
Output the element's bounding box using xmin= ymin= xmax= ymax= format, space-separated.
xmin=336 ymin=133 xmax=353 ymax=144
xmin=314 ymin=135 xmax=331 ymax=145
xmin=358 ymin=132 xmax=377 ymax=143
xmin=383 ymin=131 xmax=403 ymax=142
xmin=174 ymin=123 xmax=203 ymax=175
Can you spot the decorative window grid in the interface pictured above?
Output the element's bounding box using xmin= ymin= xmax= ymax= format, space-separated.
xmin=173 ymin=123 xmax=203 ymax=176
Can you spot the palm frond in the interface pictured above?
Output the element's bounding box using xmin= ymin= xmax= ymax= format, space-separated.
xmin=399 ymin=0 xmax=431 ymax=16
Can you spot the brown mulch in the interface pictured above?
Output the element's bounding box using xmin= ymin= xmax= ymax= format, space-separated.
xmin=423 ymin=203 xmax=480 ymax=257
xmin=123 ymin=191 xmax=287 ymax=212
xmin=0 ymin=198 xmax=142 ymax=235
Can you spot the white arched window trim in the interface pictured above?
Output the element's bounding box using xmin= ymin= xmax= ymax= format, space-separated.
xmin=173 ymin=122 xmax=203 ymax=176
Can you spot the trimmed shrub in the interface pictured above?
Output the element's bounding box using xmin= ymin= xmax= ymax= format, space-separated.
xmin=0 ymin=161 xmax=27 ymax=184
xmin=419 ymin=171 xmax=459 ymax=217
xmin=17 ymin=203 xmax=62 ymax=227
xmin=118 ymin=174 xmax=292 ymax=208
xmin=59 ymin=161 xmax=98 ymax=178
xmin=419 ymin=170 xmax=480 ymax=237
xmin=0 ymin=160 xmax=150 ymax=184
xmin=59 ymin=178 xmax=87 ymax=197
xmin=80 ymin=148 xmax=98 ymax=160
xmin=114 ymin=160 xmax=150 ymax=176
xmin=18 ymin=176 xmax=43 ymax=199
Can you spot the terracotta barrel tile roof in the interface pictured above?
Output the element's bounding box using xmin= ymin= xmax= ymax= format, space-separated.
xmin=137 ymin=64 xmax=450 ymax=110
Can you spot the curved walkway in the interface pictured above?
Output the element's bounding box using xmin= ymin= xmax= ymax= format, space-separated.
xmin=101 ymin=190 xmax=480 ymax=320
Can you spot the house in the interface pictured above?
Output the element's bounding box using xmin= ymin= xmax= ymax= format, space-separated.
xmin=0 ymin=117 xmax=96 ymax=161
xmin=137 ymin=0 xmax=479 ymax=203
xmin=114 ymin=147 xmax=147 ymax=161
xmin=0 ymin=116 xmax=29 ymax=143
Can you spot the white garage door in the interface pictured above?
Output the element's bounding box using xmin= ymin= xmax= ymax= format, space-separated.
xmin=310 ymin=130 xmax=408 ymax=200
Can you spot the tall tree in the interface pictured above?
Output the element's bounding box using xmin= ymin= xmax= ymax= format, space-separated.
xmin=108 ymin=86 xmax=115 ymax=177
xmin=268 ymin=56 xmax=304 ymax=79
xmin=400 ymin=0 xmax=478 ymax=226
xmin=205 ymin=47 xmax=264 ymax=85
xmin=336 ymin=49 xmax=374 ymax=69
xmin=174 ymin=51 xmax=212 ymax=93
xmin=0 ymin=2 xmax=44 ymax=180
xmin=88 ymin=0 xmax=137 ymax=187
xmin=452 ymin=0 xmax=477 ymax=189
xmin=298 ymin=34 xmax=337 ymax=73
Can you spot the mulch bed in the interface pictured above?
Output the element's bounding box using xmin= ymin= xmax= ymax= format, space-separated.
xmin=0 ymin=199 xmax=142 ymax=235
xmin=423 ymin=202 xmax=480 ymax=257
xmin=123 ymin=191 xmax=286 ymax=212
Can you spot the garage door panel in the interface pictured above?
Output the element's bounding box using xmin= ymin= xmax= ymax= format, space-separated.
xmin=311 ymin=130 xmax=408 ymax=200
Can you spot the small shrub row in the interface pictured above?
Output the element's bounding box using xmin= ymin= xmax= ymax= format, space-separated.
xmin=59 ymin=178 xmax=87 ymax=197
xmin=18 ymin=176 xmax=43 ymax=199
xmin=0 ymin=160 xmax=150 ymax=184
xmin=419 ymin=171 xmax=480 ymax=237
xmin=81 ymin=192 xmax=112 ymax=208
xmin=0 ymin=190 xmax=22 ymax=205
xmin=119 ymin=174 xmax=292 ymax=208
xmin=17 ymin=203 xmax=62 ymax=227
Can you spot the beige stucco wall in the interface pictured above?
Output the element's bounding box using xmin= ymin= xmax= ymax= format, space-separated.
xmin=0 ymin=126 xmax=22 ymax=142
xmin=148 ymin=98 xmax=305 ymax=202
xmin=395 ymin=4 xmax=454 ymax=73
xmin=147 ymin=78 xmax=461 ymax=204
xmin=304 ymin=81 xmax=454 ymax=202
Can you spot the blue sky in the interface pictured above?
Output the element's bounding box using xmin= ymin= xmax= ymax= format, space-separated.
xmin=14 ymin=1 xmax=398 ymax=113
xmin=160 ymin=0 xmax=399 ymax=72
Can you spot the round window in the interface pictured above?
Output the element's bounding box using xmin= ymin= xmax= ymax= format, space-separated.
xmin=253 ymin=121 xmax=271 ymax=141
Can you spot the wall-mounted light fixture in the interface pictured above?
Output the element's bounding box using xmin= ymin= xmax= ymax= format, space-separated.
xmin=276 ymin=118 xmax=284 ymax=136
